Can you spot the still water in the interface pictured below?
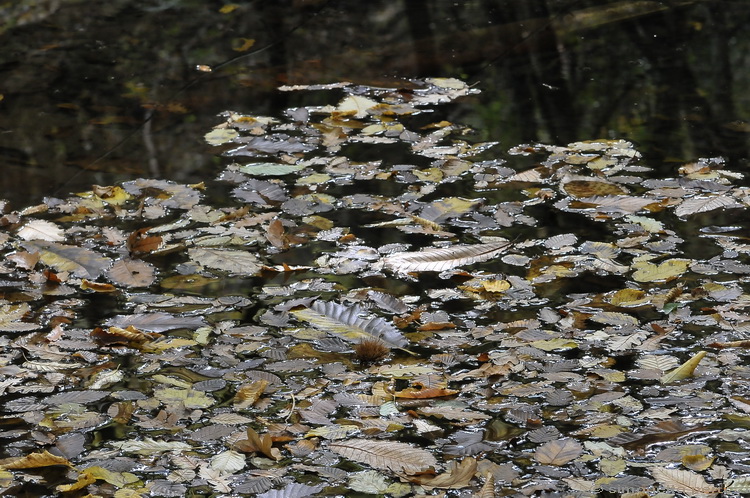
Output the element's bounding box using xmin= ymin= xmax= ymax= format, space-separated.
xmin=1 ymin=0 xmax=748 ymax=209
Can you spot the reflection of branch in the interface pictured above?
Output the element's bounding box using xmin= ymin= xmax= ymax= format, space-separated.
xmin=142 ymin=109 xmax=159 ymax=177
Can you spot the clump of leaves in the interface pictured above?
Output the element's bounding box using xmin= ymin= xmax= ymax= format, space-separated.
xmin=0 ymin=76 xmax=749 ymax=496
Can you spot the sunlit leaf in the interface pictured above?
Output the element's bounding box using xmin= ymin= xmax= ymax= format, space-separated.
xmin=16 ymin=220 xmax=65 ymax=242
xmin=188 ymin=247 xmax=262 ymax=276
xmin=210 ymin=450 xmax=245 ymax=474
xmin=337 ymin=95 xmax=379 ymax=118
xmin=111 ymin=438 xmax=191 ymax=455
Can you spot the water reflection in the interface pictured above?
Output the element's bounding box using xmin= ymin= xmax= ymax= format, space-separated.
xmin=0 ymin=0 xmax=748 ymax=208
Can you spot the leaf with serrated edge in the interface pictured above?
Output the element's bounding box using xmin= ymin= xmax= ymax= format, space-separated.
xmin=660 ymin=351 xmax=707 ymax=384
xmin=330 ymin=439 xmax=437 ymax=474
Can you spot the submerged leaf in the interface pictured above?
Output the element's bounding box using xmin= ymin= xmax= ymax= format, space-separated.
xmin=382 ymin=240 xmax=512 ymax=272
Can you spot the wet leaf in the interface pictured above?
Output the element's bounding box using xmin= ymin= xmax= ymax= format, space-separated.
xmin=650 ymin=467 xmax=719 ymax=497
xmin=632 ymin=258 xmax=690 ymax=282
xmin=534 ymin=439 xmax=584 ymax=465
xmin=660 ymin=351 xmax=708 ymax=384
xmin=23 ymin=241 xmax=112 ymax=279
xmin=0 ymin=450 xmax=72 ymax=469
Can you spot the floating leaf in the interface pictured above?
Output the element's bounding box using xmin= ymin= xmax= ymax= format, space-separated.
xmin=407 ymin=457 xmax=477 ymax=489
xmin=0 ymin=450 xmax=72 ymax=469
xmin=0 ymin=303 xmax=40 ymax=332
xmin=292 ymin=300 xmax=407 ymax=348
xmin=337 ymin=95 xmax=378 ymax=118
xmin=111 ymin=438 xmax=191 ymax=455
xmin=209 ymin=450 xmax=246 ymax=474
xmin=107 ymin=258 xmax=156 ymax=287
xmin=329 ymin=439 xmax=437 ymax=474
xmin=674 ymin=195 xmax=740 ymax=217
xmin=16 ymin=220 xmax=65 ymax=242
xmin=188 ymin=247 xmax=262 ymax=276
xmin=204 ymin=128 xmax=240 ymax=145
xmin=650 ymin=467 xmax=719 ymax=497
xmin=660 ymin=351 xmax=707 ymax=384
xmin=382 ymin=241 xmax=512 ymax=272
xmin=105 ymin=312 xmax=207 ymax=332
xmin=632 ymin=258 xmax=690 ymax=282
xmin=23 ymin=241 xmax=111 ymax=279
xmin=534 ymin=439 xmax=584 ymax=465
xmin=237 ymin=162 xmax=306 ymax=176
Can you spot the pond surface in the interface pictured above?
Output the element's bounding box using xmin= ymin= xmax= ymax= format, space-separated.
xmin=2 ymin=1 xmax=750 ymax=497
xmin=1 ymin=0 xmax=749 ymax=208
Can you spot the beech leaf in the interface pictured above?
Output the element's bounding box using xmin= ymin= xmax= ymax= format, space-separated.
xmin=534 ymin=438 xmax=584 ymax=465
xmin=329 ymin=439 xmax=437 ymax=474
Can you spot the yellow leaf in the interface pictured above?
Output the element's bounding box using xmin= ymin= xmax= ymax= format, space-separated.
xmin=83 ymin=466 xmax=140 ymax=488
xmin=609 ymin=288 xmax=647 ymax=306
xmin=530 ymin=338 xmax=578 ymax=351
xmin=0 ymin=450 xmax=72 ymax=469
xmin=661 ymin=351 xmax=707 ymax=384
xmin=632 ymin=258 xmax=690 ymax=282
xmin=232 ymin=37 xmax=255 ymax=52
xmin=219 ymin=4 xmax=239 ymax=13
xmin=482 ymin=279 xmax=511 ymax=293
xmin=56 ymin=472 xmax=97 ymax=492
xmin=141 ymin=338 xmax=198 ymax=352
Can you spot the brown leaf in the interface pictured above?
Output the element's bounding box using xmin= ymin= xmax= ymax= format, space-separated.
xmin=234 ymin=380 xmax=269 ymax=409
xmin=406 ymin=457 xmax=477 ymax=489
xmin=534 ymin=438 xmax=583 ymax=465
xmin=126 ymin=227 xmax=163 ymax=256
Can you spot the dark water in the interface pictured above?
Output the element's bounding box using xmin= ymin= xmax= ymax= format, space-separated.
xmin=1 ymin=0 xmax=749 ymax=209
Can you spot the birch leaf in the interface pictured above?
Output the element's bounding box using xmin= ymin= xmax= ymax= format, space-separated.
xmin=651 ymin=467 xmax=719 ymax=497
xmin=329 ymin=439 xmax=437 ymax=474
xmin=292 ymin=300 xmax=407 ymax=348
xmin=660 ymin=351 xmax=707 ymax=384
xmin=534 ymin=439 xmax=583 ymax=465
xmin=382 ymin=240 xmax=512 ymax=272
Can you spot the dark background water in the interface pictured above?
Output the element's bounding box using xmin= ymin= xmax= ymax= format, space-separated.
xmin=1 ymin=0 xmax=749 ymax=209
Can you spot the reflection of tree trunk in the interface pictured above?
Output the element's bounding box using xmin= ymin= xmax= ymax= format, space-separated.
xmin=629 ymin=6 xmax=747 ymax=162
xmin=479 ymin=0 xmax=577 ymax=143
xmin=405 ymin=0 xmax=436 ymax=77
